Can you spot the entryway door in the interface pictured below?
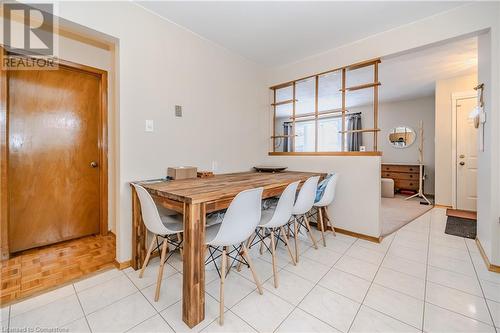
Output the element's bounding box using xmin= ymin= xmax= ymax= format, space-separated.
xmin=456 ymin=96 xmax=478 ymax=211
xmin=8 ymin=64 xmax=106 ymax=252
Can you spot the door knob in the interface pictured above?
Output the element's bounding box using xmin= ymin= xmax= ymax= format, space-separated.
xmin=459 ymin=161 xmax=465 ymax=166
xmin=90 ymin=161 xmax=98 ymax=168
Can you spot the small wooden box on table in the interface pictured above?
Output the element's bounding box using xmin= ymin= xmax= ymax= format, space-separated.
xmin=131 ymin=171 xmax=323 ymax=328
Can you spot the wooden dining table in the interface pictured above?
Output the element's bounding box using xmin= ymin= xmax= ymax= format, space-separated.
xmin=131 ymin=170 xmax=323 ymax=328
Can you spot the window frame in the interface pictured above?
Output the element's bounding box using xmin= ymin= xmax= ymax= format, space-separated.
xmin=270 ymin=58 xmax=382 ymax=156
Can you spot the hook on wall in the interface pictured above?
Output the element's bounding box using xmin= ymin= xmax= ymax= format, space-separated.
xmin=474 ymin=83 xmax=484 ymax=107
xmin=473 ymin=83 xmax=486 ymax=152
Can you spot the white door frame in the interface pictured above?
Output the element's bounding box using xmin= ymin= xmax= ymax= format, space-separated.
xmin=451 ymin=91 xmax=477 ymax=209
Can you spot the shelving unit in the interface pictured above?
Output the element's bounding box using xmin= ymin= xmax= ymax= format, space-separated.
xmin=269 ymin=58 xmax=381 ymax=153
xmin=271 ymin=99 xmax=297 ymax=106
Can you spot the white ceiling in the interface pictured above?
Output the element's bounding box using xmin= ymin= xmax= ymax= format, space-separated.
xmin=380 ymin=36 xmax=477 ymax=104
xmin=137 ymin=1 xmax=467 ymax=67
xmin=273 ymin=37 xmax=477 ymax=117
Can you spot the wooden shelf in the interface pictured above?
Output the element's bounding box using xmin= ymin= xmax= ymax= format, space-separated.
xmin=269 ymin=151 xmax=382 ymax=157
xmin=269 ymin=57 xmax=381 ymax=90
xmin=339 ymin=128 xmax=381 ymax=134
xmin=290 ymin=108 xmax=346 ymax=120
xmin=340 ymin=82 xmax=381 ymax=92
xmin=346 ymin=58 xmax=381 ymax=71
xmin=271 ymin=135 xmax=297 ymax=138
xmin=271 ymin=99 xmax=297 ymax=106
xmin=270 ymin=57 xmax=380 ymax=153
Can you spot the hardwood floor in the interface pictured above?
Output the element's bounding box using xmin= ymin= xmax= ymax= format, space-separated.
xmin=0 ymin=233 xmax=116 ymax=305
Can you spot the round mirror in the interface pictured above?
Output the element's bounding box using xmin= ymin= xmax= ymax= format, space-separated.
xmin=388 ymin=126 xmax=416 ymax=148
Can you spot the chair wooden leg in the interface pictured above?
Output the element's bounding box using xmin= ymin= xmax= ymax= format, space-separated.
xmin=237 ymin=231 xmax=257 ymax=272
xmin=154 ymin=237 xmax=169 ymax=301
xmin=318 ymin=208 xmax=326 ymax=247
xmin=241 ymin=243 xmax=263 ymax=294
xmin=219 ymin=247 xmax=226 ymax=326
xmin=304 ymin=214 xmax=319 ymax=249
xmin=140 ymin=235 xmax=157 ymax=278
xmin=323 ymin=207 xmax=336 ymax=236
xmin=280 ymin=226 xmax=296 ymax=266
xmin=294 ymin=218 xmax=300 ymax=263
xmin=270 ymin=229 xmax=279 ymax=288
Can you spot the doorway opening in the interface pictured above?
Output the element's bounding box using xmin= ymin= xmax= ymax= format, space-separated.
xmin=452 ymin=92 xmax=478 ymax=212
xmin=377 ymin=35 xmax=479 ymax=235
xmin=0 ymin=53 xmax=115 ymax=305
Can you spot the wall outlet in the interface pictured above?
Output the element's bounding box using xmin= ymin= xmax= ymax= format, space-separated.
xmin=175 ymin=105 xmax=182 ymax=117
xmin=145 ymin=120 xmax=154 ymax=132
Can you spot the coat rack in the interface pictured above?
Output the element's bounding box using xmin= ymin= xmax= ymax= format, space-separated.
xmin=405 ymin=120 xmax=431 ymax=205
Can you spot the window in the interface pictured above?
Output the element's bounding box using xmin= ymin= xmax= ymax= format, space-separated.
xmin=270 ymin=59 xmax=381 ymax=154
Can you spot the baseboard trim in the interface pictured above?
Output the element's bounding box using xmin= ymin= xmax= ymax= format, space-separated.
xmin=114 ymin=260 xmax=132 ymax=270
xmin=333 ymin=227 xmax=381 ymax=243
xmin=434 ymin=204 xmax=452 ymax=209
xmin=475 ymin=238 xmax=500 ymax=273
xmin=310 ymin=220 xmax=381 ymax=243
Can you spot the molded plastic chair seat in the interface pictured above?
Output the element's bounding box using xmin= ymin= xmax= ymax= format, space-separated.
xmin=313 ymin=174 xmax=338 ymax=208
xmin=291 ymin=176 xmax=320 ymax=260
xmin=132 ymin=184 xmax=184 ymax=302
xmin=160 ymin=215 xmax=183 ymax=232
xmin=204 ymin=187 xmax=264 ymax=325
xmin=245 ymin=181 xmax=299 ymax=288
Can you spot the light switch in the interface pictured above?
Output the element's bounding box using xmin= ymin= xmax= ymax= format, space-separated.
xmin=145 ymin=120 xmax=154 ymax=132
xmin=175 ymin=105 xmax=182 ymax=117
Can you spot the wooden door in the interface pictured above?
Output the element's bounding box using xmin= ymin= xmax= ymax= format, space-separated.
xmin=456 ymin=97 xmax=478 ymax=211
xmin=8 ymin=66 xmax=102 ymax=252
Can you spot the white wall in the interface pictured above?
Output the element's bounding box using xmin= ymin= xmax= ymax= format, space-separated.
xmin=55 ymin=2 xmax=267 ymax=262
xmin=434 ymin=74 xmax=477 ymax=206
xmin=265 ymin=2 xmax=500 ymax=264
xmin=355 ymin=97 xmax=436 ymax=193
xmin=35 ymin=1 xmax=500 ymax=265
xmin=477 ymin=30 xmax=499 ymax=264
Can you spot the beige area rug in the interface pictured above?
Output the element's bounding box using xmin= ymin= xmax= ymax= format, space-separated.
xmin=381 ymin=195 xmax=433 ymax=236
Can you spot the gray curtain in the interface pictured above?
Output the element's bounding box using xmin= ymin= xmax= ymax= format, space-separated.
xmin=347 ymin=114 xmax=362 ymax=151
xmin=283 ymin=123 xmax=292 ymax=152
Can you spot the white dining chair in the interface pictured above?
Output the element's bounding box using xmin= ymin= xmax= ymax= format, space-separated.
xmin=292 ymin=176 xmax=320 ymax=262
xmin=313 ymin=174 xmax=339 ymax=246
xmin=239 ymin=181 xmax=299 ymax=288
xmin=132 ymin=184 xmax=184 ymax=301
xmin=204 ymin=187 xmax=264 ymax=325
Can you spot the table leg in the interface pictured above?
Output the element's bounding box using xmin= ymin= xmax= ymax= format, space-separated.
xmin=182 ymin=202 xmax=206 ymax=328
xmin=131 ymin=187 xmax=146 ymax=270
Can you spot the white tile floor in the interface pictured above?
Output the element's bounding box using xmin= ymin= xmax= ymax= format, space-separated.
xmin=2 ymin=207 xmax=499 ymax=333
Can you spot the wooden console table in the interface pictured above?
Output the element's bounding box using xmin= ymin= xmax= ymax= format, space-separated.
xmin=131 ymin=171 xmax=323 ymax=328
xmin=381 ymin=163 xmax=422 ymax=192
xmin=381 ymin=163 xmax=430 ymax=204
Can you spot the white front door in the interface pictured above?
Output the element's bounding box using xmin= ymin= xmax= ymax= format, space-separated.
xmin=456 ymin=97 xmax=478 ymax=211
